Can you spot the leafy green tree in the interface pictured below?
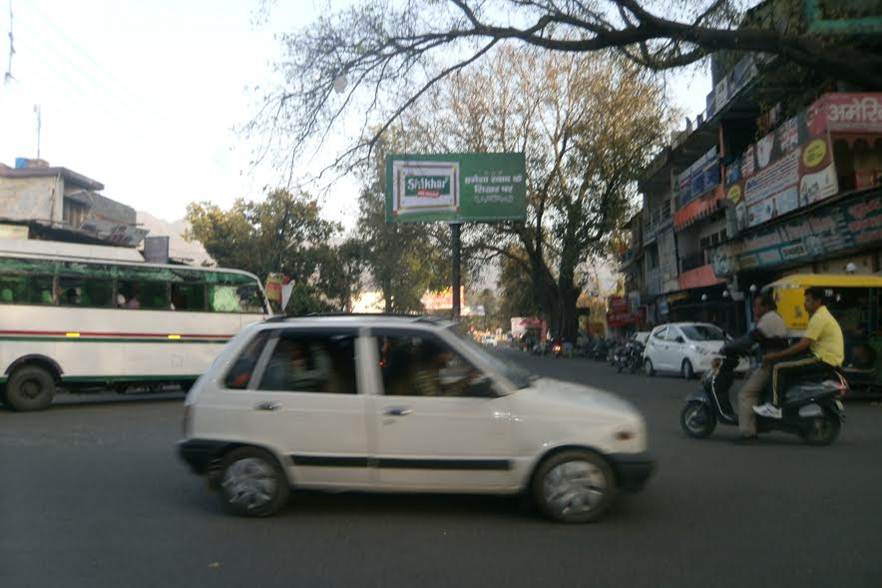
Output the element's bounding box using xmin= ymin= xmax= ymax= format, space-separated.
xmin=185 ymin=189 xmax=357 ymax=314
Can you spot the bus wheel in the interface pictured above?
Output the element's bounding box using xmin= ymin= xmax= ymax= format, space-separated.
xmin=6 ymin=365 xmax=56 ymax=412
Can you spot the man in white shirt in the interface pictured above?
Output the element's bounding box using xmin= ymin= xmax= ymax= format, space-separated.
xmin=735 ymin=291 xmax=787 ymax=443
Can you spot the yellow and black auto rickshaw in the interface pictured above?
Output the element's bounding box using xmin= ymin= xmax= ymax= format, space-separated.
xmin=764 ymin=274 xmax=882 ymax=397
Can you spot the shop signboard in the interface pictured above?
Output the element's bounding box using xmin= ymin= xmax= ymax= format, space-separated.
xmin=724 ymin=104 xmax=839 ymax=234
xmin=386 ymin=153 xmax=526 ymax=223
xmin=676 ymin=146 xmax=720 ymax=208
xmin=808 ymin=92 xmax=882 ymax=134
xmin=711 ymin=190 xmax=882 ymax=276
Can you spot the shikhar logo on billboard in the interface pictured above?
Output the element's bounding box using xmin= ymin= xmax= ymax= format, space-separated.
xmin=386 ymin=153 xmax=527 ymax=223
xmin=393 ymin=161 xmax=459 ymax=216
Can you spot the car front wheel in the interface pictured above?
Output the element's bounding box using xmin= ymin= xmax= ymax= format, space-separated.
xmin=219 ymin=447 xmax=290 ymax=517
xmin=644 ymin=358 xmax=655 ymax=377
xmin=532 ymin=450 xmax=616 ymax=523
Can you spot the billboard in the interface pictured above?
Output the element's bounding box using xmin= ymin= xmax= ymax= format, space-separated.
xmin=724 ymin=105 xmax=838 ymax=234
xmin=806 ymin=0 xmax=882 ymax=34
xmin=676 ymin=146 xmax=721 ymax=208
xmin=386 ymin=153 xmax=527 ymax=223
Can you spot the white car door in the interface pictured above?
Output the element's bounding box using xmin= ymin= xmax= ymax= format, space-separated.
xmin=367 ymin=329 xmax=516 ymax=492
xmin=665 ymin=326 xmax=688 ymax=371
xmin=646 ymin=326 xmax=669 ymax=370
xmin=245 ymin=327 xmax=371 ymax=488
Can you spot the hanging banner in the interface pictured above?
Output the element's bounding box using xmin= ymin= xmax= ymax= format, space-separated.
xmin=386 ymin=153 xmax=527 ymax=223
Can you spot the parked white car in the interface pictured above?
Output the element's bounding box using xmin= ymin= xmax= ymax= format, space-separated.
xmin=481 ymin=334 xmax=498 ymax=347
xmin=643 ymin=322 xmax=748 ymax=379
xmin=179 ymin=315 xmax=653 ymax=523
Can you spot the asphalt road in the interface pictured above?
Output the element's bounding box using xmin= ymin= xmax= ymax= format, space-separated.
xmin=2 ymin=353 xmax=881 ymax=588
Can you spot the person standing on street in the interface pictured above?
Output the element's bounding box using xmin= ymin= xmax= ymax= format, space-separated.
xmin=734 ymin=291 xmax=787 ymax=443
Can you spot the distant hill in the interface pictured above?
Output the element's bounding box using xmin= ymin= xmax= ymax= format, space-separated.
xmin=136 ymin=211 xmax=213 ymax=266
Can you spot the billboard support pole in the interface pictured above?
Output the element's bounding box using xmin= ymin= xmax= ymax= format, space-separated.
xmin=451 ymin=222 xmax=461 ymax=320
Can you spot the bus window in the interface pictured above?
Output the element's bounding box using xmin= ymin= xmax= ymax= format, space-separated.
xmin=26 ymin=275 xmax=55 ymax=305
xmin=208 ymin=283 xmax=264 ymax=313
xmin=118 ymin=280 xmax=169 ymax=310
xmin=58 ymin=275 xmax=113 ymax=307
xmin=0 ymin=274 xmax=26 ymax=304
xmin=171 ymin=283 xmax=206 ymax=311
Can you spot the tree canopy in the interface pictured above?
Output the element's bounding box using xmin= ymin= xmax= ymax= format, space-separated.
xmin=250 ymin=0 xmax=882 ymax=173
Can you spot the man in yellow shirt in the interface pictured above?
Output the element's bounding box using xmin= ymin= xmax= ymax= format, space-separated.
xmin=755 ymin=287 xmax=844 ymax=419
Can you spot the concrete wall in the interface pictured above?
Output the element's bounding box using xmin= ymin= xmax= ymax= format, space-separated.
xmin=0 ymin=175 xmax=64 ymax=224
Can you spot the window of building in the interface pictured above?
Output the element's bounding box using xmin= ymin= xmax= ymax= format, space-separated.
xmin=258 ymin=330 xmax=357 ymax=394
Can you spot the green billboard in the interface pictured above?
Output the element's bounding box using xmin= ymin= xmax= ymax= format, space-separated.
xmin=385 ymin=153 xmax=527 ymax=223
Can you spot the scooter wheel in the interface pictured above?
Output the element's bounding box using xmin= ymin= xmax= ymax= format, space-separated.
xmin=800 ymin=414 xmax=841 ymax=446
xmin=680 ymin=402 xmax=717 ymax=439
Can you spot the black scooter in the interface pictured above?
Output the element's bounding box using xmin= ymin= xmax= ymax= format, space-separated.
xmin=680 ymin=339 xmax=847 ymax=446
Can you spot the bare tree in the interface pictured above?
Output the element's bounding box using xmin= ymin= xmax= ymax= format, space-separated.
xmin=398 ymin=47 xmax=672 ymax=339
xmin=249 ymin=0 xmax=882 ymax=174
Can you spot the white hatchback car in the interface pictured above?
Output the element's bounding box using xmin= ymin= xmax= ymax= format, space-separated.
xmin=178 ymin=315 xmax=653 ymax=523
xmin=643 ymin=322 xmax=748 ymax=379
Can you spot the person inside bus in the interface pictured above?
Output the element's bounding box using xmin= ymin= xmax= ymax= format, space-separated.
xmin=755 ymin=287 xmax=844 ymax=419
xmin=119 ymin=283 xmax=141 ymax=309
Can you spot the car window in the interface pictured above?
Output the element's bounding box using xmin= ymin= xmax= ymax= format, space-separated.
xmin=652 ymin=327 xmax=667 ymax=340
xmin=666 ymin=327 xmax=683 ymax=342
xmin=680 ymin=324 xmax=725 ymax=341
xmin=257 ymin=330 xmax=357 ymax=394
xmin=376 ymin=333 xmax=491 ymax=398
xmin=224 ymin=331 xmax=271 ymax=389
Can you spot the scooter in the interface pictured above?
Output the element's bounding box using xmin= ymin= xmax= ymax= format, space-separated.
xmin=680 ymin=340 xmax=847 ymax=446
xmin=621 ymin=341 xmax=645 ymax=374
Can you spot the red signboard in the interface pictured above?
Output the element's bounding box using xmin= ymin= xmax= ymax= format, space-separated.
xmin=678 ymin=264 xmax=724 ymax=290
xmin=809 ymin=93 xmax=882 ymax=134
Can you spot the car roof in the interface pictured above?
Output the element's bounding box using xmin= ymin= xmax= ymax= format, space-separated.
xmin=653 ymin=322 xmax=717 ymax=330
xmin=259 ymin=313 xmax=457 ymax=330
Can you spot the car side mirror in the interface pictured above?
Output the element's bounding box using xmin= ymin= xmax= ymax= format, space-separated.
xmin=676 ymin=337 xmax=685 ymax=344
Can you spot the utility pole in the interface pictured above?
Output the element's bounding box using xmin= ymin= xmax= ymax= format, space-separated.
xmin=451 ymin=222 xmax=461 ymax=320
xmin=34 ymin=104 xmax=41 ymax=159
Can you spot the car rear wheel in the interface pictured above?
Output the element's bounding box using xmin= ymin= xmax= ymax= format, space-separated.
xmin=532 ymin=450 xmax=616 ymax=523
xmin=682 ymin=359 xmax=695 ymax=380
xmin=644 ymin=358 xmax=655 ymax=377
xmin=5 ymin=365 xmax=56 ymax=412
xmin=219 ymin=447 xmax=289 ymax=517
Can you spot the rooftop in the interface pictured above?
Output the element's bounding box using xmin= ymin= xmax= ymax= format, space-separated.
xmin=0 ymin=163 xmax=104 ymax=191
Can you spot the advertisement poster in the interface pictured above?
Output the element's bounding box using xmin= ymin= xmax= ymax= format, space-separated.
xmin=387 ymin=153 xmax=527 ymax=223
xmin=711 ymin=191 xmax=882 ymax=275
xmin=676 ymin=146 xmax=720 ymax=208
xmin=724 ymin=107 xmax=838 ymax=233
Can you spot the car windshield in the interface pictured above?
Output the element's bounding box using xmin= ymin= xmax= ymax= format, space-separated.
xmin=680 ymin=325 xmax=725 ymax=341
xmin=449 ymin=326 xmax=532 ymax=389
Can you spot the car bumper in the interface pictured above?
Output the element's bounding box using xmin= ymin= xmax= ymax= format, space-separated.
xmin=608 ymin=452 xmax=655 ymax=492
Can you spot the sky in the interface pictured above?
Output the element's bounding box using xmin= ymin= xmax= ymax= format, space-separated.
xmin=0 ymin=0 xmax=711 ymax=229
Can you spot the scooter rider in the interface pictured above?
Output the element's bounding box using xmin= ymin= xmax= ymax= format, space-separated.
xmin=733 ymin=291 xmax=787 ymax=443
xmin=754 ymin=287 xmax=844 ymax=419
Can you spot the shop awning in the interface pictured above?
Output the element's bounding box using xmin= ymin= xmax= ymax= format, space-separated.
xmin=674 ymin=187 xmax=724 ymax=232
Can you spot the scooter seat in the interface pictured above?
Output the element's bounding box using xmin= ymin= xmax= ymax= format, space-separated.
xmin=783 ymin=381 xmax=841 ymax=406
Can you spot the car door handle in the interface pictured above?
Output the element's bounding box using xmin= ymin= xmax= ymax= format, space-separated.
xmin=255 ymin=401 xmax=281 ymax=411
xmin=384 ymin=407 xmax=412 ymax=416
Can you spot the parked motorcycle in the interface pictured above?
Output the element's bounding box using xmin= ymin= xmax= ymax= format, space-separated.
xmin=679 ymin=340 xmax=847 ymax=446
xmin=616 ymin=341 xmax=645 ymax=374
